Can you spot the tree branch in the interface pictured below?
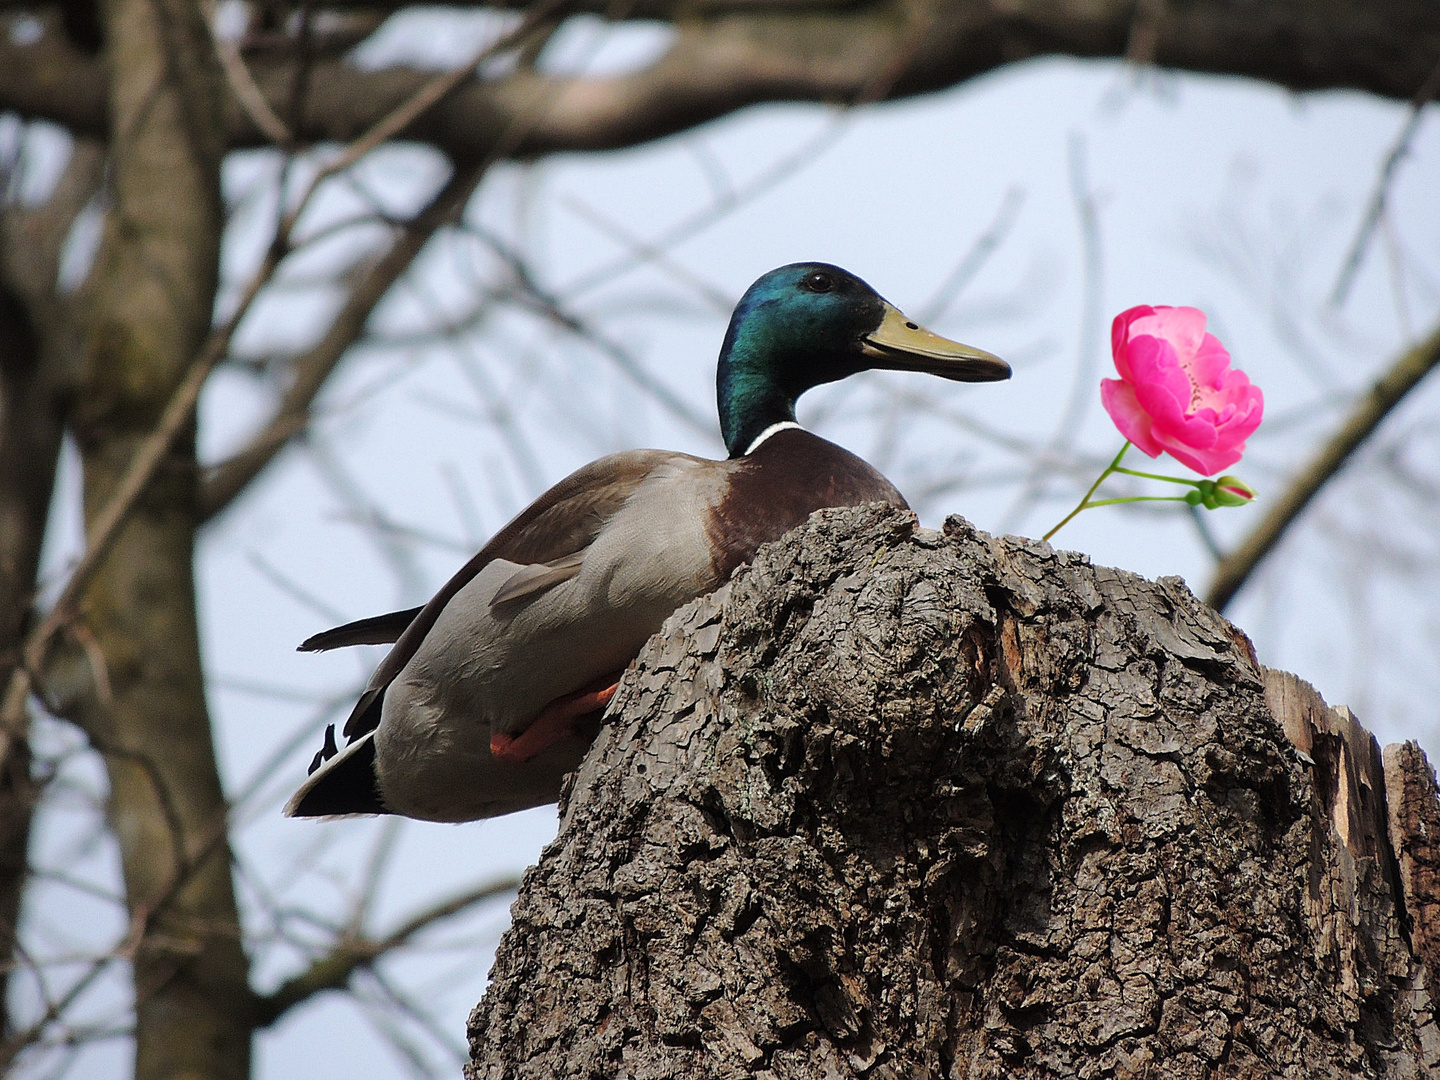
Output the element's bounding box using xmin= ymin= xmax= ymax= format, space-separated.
xmin=196 ymin=160 xmax=486 ymax=521
xmin=5 ymin=0 xmax=1439 ymax=160
xmin=200 ymin=0 xmax=294 ymax=148
xmin=1205 ymin=319 xmax=1440 ymax=612
xmin=0 ymin=0 xmax=544 ymax=737
xmin=1328 ymin=55 xmax=1440 ymax=308
xmin=251 ymin=877 xmax=519 ymax=1027
xmin=0 ymin=139 xmax=105 ymax=1045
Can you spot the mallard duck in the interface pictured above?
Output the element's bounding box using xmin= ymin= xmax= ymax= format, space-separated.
xmin=286 ymin=263 xmax=1008 ymax=822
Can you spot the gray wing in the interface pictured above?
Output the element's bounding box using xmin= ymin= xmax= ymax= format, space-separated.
xmin=325 ymin=449 xmax=696 ymax=746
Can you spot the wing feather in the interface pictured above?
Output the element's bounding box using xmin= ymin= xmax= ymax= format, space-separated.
xmin=490 ymin=550 xmax=587 ymax=607
xmin=335 ymin=450 xmax=695 ymax=742
xmin=297 ymin=607 xmax=423 ymax=652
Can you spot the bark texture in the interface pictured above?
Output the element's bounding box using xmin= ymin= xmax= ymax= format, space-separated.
xmin=468 ymin=503 xmax=1440 ymax=1079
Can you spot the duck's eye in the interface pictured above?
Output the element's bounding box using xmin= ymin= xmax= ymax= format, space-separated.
xmin=801 ymin=271 xmax=834 ymax=293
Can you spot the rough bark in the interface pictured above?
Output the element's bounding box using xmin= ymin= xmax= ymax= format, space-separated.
xmin=468 ymin=503 xmax=1440 ymax=1079
xmin=71 ymin=0 xmax=252 ymax=1077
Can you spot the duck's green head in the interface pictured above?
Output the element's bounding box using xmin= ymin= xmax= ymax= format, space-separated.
xmin=717 ymin=262 xmax=1010 ymax=457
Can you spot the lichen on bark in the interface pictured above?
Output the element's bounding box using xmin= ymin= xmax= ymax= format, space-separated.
xmin=468 ymin=503 xmax=1440 ymax=1079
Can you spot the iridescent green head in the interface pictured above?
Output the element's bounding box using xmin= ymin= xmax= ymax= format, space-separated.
xmin=717 ymin=263 xmax=1010 ymax=457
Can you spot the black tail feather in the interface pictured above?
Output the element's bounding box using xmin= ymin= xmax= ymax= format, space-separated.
xmin=286 ymin=731 xmax=388 ymax=817
xmin=298 ymin=607 xmax=422 ymax=652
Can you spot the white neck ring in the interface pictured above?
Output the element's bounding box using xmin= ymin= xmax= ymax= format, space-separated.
xmin=744 ymin=421 xmax=804 ymax=456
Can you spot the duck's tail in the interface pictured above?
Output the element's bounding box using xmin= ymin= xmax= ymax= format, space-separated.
xmin=285 ymin=729 xmax=389 ymax=817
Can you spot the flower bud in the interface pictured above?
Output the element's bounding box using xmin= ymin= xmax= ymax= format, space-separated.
xmin=1211 ymin=476 xmax=1256 ymax=507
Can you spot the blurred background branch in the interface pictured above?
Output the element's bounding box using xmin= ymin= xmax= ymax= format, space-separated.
xmin=1207 ymin=318 xmax=1440 ymax=612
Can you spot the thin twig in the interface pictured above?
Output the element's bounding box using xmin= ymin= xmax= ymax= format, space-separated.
xmin=198 ymin=162 xmax=487 ymax=521
xmin=348 ymin=818 xmax=402 ymax=937
xmin=364 ymin=965 xmax=470 ymax=1066
xmin=1002 ymin=134 xmax=1104 ymax=532
xmin=283 ymin=0 xmax=569 ymax=223
xmin=201 ymin=0 xmax=619 ymax=521
xmin=0 ymin=258 xmax=267 ymax=752
xmin=1328 ymin=56 xmax=1440 ymax=309
xmin=0 ymin=10 xmax=528 ymax=742
xmin=560 ymin=194 xmax=734 ymax=314
xmin=246 ymin=551 xmax=350 ymax=625
xmin=201 ymin=0 xmax=293 ymax=147
xmin=0 ymin=27 xmax=554 ymax=1050
xmin=470 ymin=224 xmax=715 ymax=437
xmin=559 ymin=116 xmax=854 ymax=299
xmin=251 ymin=877 xmax=520 ymax=1026
xmin=1206 ymin=317 xmax=1440 ymax=611
xmin=917 ymin=186 xmax=1026 ymax=325
xmin=393 ymin=250 xmax=551 ymax=493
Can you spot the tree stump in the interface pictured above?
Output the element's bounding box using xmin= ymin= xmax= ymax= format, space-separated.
xmin=467 ymin=504 xmax=1440 ymax=1079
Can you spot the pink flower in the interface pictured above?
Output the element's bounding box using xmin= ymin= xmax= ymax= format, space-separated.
xmin=1100 ymin=306 xmax=1263 ymax=476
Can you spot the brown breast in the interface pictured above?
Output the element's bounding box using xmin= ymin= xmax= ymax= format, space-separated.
xmin=706 ymin=427 xmax=908 ymax=582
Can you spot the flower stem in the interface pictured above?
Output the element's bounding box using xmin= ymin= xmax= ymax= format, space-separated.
xmin=1083 ymin=495 xmax=1192 ymax=507
xmin=1109 ymin=466 xmax=1203 ymax=487
xmin=1042 ymin=442 xmax=1130 ymax=541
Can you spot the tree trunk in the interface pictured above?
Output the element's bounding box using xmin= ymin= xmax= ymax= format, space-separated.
xmin=0 ymin=271 xmax=54 ymax=1039
xmin=467 ymin=503 xmax=1440 ymax=1079
xmin=0 ymin=139 xmax=103 ymax=1035
xmin=72 ymin=0 xmax=253 ymax=1077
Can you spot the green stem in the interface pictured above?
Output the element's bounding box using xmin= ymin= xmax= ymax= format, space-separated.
xmin=1042 ymin=442 xmax=1130 ymax=541
xmin=1110 ymin=465 xmax=1204 ymax=487
xmin=1084 ymin=495 xmax=1193 ymax=508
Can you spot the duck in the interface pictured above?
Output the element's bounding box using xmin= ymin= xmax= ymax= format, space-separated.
xmin=286 ymin=262 xmax=1009 ymax=822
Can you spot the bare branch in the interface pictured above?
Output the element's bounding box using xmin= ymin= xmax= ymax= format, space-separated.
xmin=469 ymin=224 xmax=715 ymax=437
xmin=7 ymin=0 xmax=1440 ymax=159
xmin=0 ymin=276 xmax=251 ymax=753
xmin=559 ymin=195 xmax=734 ymax=314
xmin=916 ymin=185 xmax=1025 ymax=325
xmin=0 ymin=136 xmax=107 ymax=1040
xmin=1328 ymin=56 xmax=1440 ymax=309
xmin=0 ymin=0 xmax=540 ymax=742
xmin=560 ymin=116 xmax=851 ymax=299
xmin=1000 ymin=134 xmax=1103 ymax=532
xmin=200 ymin=0 xmax=293 ymax=147
xmin=196 ymin=161 xmax=486 ymax=521
xmin=252 ymin=877 xmax=520 ymax=1027
xmin=1206 ymin=319 xmax=1440 ymax=612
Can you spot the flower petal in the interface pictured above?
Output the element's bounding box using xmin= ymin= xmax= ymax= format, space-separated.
xmin=1186 ymin=333 xmax=1232 ymax=391
xmin=1125 ymin=336 xmax=1221 ymax=449
xmin=1100 ymin=379 xmax=1163 ymax=458
xmin=1111 ymin=306 xmax=1155 ymax=382
xmin=1127 ymin=306 xmax=1206 ymax=366
xmin=1151 ymin=428 xmax=1242 ymax=475
xmin=1208 ymin=378 xmax=1264 ymax=451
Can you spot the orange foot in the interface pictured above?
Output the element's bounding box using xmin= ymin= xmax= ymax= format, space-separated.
xmin=490 ymin=675 xmax=621 ymax=764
